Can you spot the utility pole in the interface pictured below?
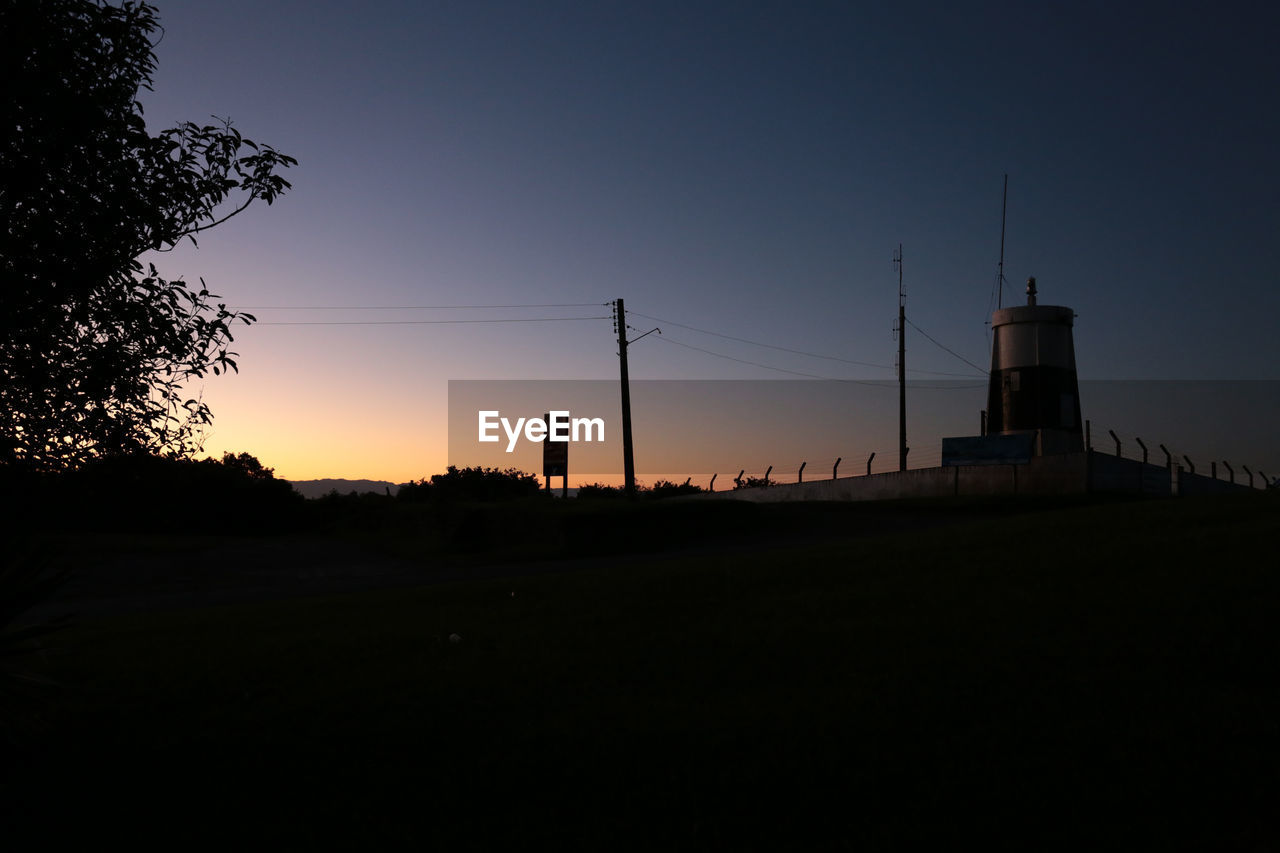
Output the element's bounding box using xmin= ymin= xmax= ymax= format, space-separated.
xmin=614 ymin=298 xmax=636 ymax=497
xmin=895 ymin=244 xmax=907 ymax=472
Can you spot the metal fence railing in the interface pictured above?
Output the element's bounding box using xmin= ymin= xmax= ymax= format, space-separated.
xmin=687 ymin=420 xmax=1274 ymax=492
xmin=1086 ymin=422 xmax=1272 ymax=491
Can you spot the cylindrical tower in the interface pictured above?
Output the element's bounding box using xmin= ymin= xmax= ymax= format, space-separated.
xmin=986 ymin=277 xmax=1083 ymax=454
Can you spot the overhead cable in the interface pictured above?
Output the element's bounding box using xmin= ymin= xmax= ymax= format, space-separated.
xmin=632 ymin=309 xmax=983 ymax=378
xmin=234 ymin=302 xmax=609 ymax=310
xmin=255 ymin=316 xmax=609 ymax=326
xmin=903 ymin=317 xmax=989 ymax=375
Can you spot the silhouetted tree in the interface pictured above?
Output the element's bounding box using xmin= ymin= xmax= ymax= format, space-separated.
xmin=647 ymin=479 xmax=704 ymax=498
xmin=734 ymin=475 xmax=775 ymax=490
xmin=575 ymin=482 xmax=623 ymax=499
xmin=219 ymin=451 xmax=276 ymax=481
xmin=50 ymin=451 xmax=303 ymax=532
xmin=397 ymin=466 xmax=540 ymax=503
xmin=396 ymin=479 xmax=433 ymax=503
xmin=1 ymin=0 xmax=296 ymax=470
xmin=576 ymin=480 xmax=704 ymax=500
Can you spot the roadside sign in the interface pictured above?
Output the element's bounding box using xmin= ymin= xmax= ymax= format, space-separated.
xmin=542 ymin=412 xmax=568 ymax=477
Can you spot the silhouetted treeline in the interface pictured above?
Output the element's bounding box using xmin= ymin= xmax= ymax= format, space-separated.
xmin=0 ymin=456 xmax=713 ymax=546
xmin=397 ymin=466 xmax=541 ymax=503
xmin=0 ymin=452 xmax=303 ymax=534
xmin=735 ymin=475 xmax=775 ymax=490
xmin=577 ymin=480 xmax=705 ymax=499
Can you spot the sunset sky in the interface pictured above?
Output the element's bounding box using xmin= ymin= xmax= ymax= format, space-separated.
xmin=136 ymin=0 xmax=1280 ymax=484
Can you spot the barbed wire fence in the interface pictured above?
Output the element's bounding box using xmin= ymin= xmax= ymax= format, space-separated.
xmin=1083 ymin=424 xmax=1273 ymax=492
xmin=687 ymin=420 xmax=1274 ymax=492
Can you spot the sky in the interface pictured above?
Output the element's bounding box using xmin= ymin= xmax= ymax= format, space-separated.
xmin=135 ymin=0 xmax=1280 ymax=483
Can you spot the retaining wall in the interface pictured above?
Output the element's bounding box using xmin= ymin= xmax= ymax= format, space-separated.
xmin=1087 ymin=453 xmax=1173 ymax=496
xmin=1179 ymin=469 xmax=1254 ymax=496
xmin=703 ymin=452 xmax=1088 ymax=503
xmin=698 ymin=451 xmax=1262 ymax=503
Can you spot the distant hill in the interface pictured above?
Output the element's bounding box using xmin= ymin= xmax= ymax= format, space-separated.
xmin=288 ymin=479 xmax=401 ymax=499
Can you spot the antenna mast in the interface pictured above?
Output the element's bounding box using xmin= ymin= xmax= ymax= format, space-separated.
xmin=997 ymin=174 xmax=1008 ymax=308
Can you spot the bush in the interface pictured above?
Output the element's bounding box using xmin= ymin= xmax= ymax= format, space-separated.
xmin=734 ymin=475 xmax=775 ymax=490
xmin=647 ymin=479 xmax=704 ymax=498
xmin=396 ymin=479 xmax=432 ymax=503
xmin=575 ymin=483 xmax=623 ymax=499
xmin=396 ymin=466 xmax=540 ymax=503
xmin=16 ymin=451 xmax=304 ymax=534
xmin=574 ymin=480 xmax=704 ymax=500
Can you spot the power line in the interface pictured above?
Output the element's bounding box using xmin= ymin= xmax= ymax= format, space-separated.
xmin=656 ymin=335 xmax=836 ymax=379
xmin=238 ymin=300 xmax=989 ymax=380
xmin=234 ymin=302 xmax=609 ymax=310
xmin=255 ymin=316 xmax=609 ymax=326
xmin=630 ymin=309 xmax=981 ymax=378
xmin=907 ymin=382 xmax=988 ymax=390
xmin=904 ymin=317 xmax=989 ymax=375
xmin=630 ymin=310 xmax=892 ymax=369
xmin=655 ymin=334 xmax=965 ymax=387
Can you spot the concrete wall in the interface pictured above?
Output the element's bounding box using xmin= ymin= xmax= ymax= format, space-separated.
xmin=1087 ymin=453 xmax=1172 ymax=496
xmin=1178 ymin=469 xmax=1254 ymax=496
xmin=1022 ymin=451 xmax=1090 ymax=494
xmin=697 ymin=450 xmax=1260 ymax=504
xmin=701 ymin=452 xmax=1088 ymax=503
xmin=706 ymin=466 xmax=953 ymax=503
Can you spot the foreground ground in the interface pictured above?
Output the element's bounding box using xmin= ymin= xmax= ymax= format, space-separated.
xmin=4 ymin=493 xmax=1278 ymax=848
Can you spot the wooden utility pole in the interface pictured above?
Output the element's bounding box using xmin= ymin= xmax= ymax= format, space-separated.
xmin=614 ymin=298 xmax=636 ymax=497
xmin=895 ymin=245 xmax=907 ymax=471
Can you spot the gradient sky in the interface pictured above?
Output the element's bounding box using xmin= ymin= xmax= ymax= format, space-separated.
xmin=135 ymin=0 xmax=1280 ymax=483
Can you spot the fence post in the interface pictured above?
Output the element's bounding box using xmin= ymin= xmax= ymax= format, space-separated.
xmin=734 ymin=470 xmax=744 ymax=489
xmin=1085 ymin=419 xmax=1091 ymax=450
xmin=1183 ymin=455 xmax=1195 ymax=475
xmin=1223 ymin=461 xmax=1234 ymax=484
xmin=709 ymin=473 xmax=717 ymax=492
xmin=683 ymin=477 xmax=691 ymax=486
xmin=1242 ymin=465 xmax=1253 ymax=488
xmin=798 ymin=461 xmax=806 ymax=483
xmin=1135 ymin=437 xmax=1148 ymax=464
xmin=866 ymin=452 xmax=875 ymax=476
xmin=764 ymin=465 xmax=772 ymax=485
xmin=1211 ymin=461 xmax=1217 ymax=480
xmin=1108 ymin=429 xmax=1121 ymax=457
xmin=1260 ymin=470 xmax=1269 ymax=490
xmin=1160 ymin=443 xmax=1172 ymax=469
xmin=833 ymin=457 xmax=841 ymax=479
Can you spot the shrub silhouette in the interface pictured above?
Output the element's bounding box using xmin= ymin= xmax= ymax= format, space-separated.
xmin=575 ymin=483 xmax=623 ymax=499
xmin=575 ymin=480 xmax=704 ymax=500
xmin=50 ymin=452 xmax=302 ymax=533
xmin=397 ymin=466 xmax=540 ymax=503
xmin=647 ymin=479 xmax=704 ymax=498
xmin=734 ymin=475 xmax=775 ymax=490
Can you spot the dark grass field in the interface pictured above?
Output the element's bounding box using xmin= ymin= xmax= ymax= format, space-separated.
xmin=4 ymin=493 xmax=1278 ymax=848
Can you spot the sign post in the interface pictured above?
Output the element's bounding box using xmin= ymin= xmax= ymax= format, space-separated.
xmin=542 ymin=412 xmax=568 ymax=497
